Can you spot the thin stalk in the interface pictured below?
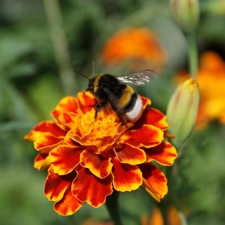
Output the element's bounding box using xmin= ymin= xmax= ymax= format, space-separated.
xmin=105 ymin=191 xmax=124 ymax=225
xmin=43 ymin=0 xmax=76 ymax=95
xmin=187 ymin=32 xmax=198 ymax=79
xmin=167 ymin=167 xmax=188 ymax=225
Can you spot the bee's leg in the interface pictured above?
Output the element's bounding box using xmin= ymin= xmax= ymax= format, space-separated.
xmin=94 ymin=101 xmax=108 ymax=119
xmin=116 ymin=111 xmax=128 ymax=125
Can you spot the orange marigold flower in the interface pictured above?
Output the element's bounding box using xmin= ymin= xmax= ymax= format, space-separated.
xmin=102 ymin=28 xmax=168 ymax=71
xmin=24 ymin=91 xmax=177 ymax=216
xmin=175 ymin=51 xmax=225 ymax=128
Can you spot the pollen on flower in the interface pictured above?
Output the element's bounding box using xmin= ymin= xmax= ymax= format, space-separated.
xmin=80 ymin=109 xmax=95 ymax=131
xmin=24 ymin=91 xmax=177 ymax=216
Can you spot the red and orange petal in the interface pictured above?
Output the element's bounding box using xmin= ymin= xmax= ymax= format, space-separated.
xmin=136 ymin=108 xmax=169 ymax=131
xmin=34 ymin=153 xmax=51 ymax=170
xmin=45 ymin=167 xmax=75 ymax=202
xmin=51 ymin=96 xmax=79 ymax=130
xmin=119 ymin=124 xmax=164 ymax=148
xmin=72 ymin=167 xmax=113 ymax=207
xmin=141 ymin=96 xmax=151 ymax=110
xmin=112 ymin=158 xmax=143 ymax=192
xmin=24 ymin=121 xmax=65 ymax=153
xmin=49 ymin=145 xmax=83 ymax=175
xmin=24 ymin=121 xmax=65 ymax=141
xmin=44 ymin=167 xmax=82 ymax=216
xmin=102 ymin=28 xmax=167 ymax=68
xmin=33 ymin=133 xmax=64 ymax=152
xmin=140 ymin=163 xmax=168 ymax=202
xmin=54 ymin=188 xmax=82 ymax=216
xmin=77 ymin=91 xmax=97 ymax=114
xmin=145 ymin=141 xmax=177 ymax=166
xmin=114 ymin=144 xmax=146 ymax=165
xmin=57 ymin=112 xmax=78 ymax=131
xmin=80 ymin=150 xmax=113 ymax=179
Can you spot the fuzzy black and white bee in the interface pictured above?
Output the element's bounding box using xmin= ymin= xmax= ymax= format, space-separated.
xmin=77 ymin=69 xmax=157 ymax=124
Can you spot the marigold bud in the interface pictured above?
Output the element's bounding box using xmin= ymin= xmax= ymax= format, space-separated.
xmin=167 ymin=78 xmax=200 ymax=147
xmin=170 ymin=0 xmax=200 ymax=33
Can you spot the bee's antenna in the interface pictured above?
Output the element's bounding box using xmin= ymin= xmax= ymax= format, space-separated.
xmin=74 ymin=70 xmax=89 ymax=80
xmin=92 ymin=61 xmax=95 ymax=78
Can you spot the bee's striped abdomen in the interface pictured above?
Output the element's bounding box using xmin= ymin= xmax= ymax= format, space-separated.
xmin=125 ymin=94 xmax=143 ymax=121
xmin=118 ymin=85 xmax=143 ymax=122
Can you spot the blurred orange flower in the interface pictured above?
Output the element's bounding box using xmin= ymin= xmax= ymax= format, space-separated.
xmin=81 ymin=219 xmax=113 ymax=225
xmin=141 ymin=206 xmax=183 ymax=225
xmin=102 ymin=28 xmax=168 ymax=71
xmin=24 ymin=91 xmax=177 ymax=216
xmin=81 ymin=206 xmax=184 ymax=225
xmin=175 ymin=51 xmax=225 ymax=128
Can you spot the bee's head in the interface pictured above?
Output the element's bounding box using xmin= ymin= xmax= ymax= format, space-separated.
xmin=86 ymin=78 xmax=95 ymax=93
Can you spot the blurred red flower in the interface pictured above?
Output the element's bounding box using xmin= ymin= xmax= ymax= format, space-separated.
xmin=25 ymin=91 xmax=177 ymax=216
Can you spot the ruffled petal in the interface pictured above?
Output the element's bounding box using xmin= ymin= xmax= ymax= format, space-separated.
xmin=69 ymin=128 xmax=115 ymax=152
xmin=119 ymin=124 xmax=164 ymax=148
xmin=51 ymin=96 xmax=79 ymax=131
xmin=64 ymin=133 xmax=76 ymax=146
xmin=54 ymin=188 xmax=82 ymax=216
xmin=34 ymin=153 xmax=51 ymax=170
xmin=34 ymin=133 xmax=64 ymax=152
xmin=72 ymin=167 xmax=113 ymax=207
xmin=77 ymin=91 xmax=97 ymax=114
xmin=80 ymin=150 xmax=113 ymax=178
xmin=114 ymin=144 xmax=146 ymax=165
xmin=57 ymin=112 xmax=78 ymax=130
xmin=139 ymin=163 xmax=168 ymax=201
xmin=112 ymin=158 xmax=142 ymax=192
xmin=144 ymin=141 xmax=177 ymax=166
xmin=24 ymin=121 xmax=65 ymax=141
xmin=49 ymin=145 xmax=82 ymax=175
xmin=136 ymin=108 xmax=169 ymax=130
xmin=140 ymin=95 xmax=151 ymax=110
xmin=44 ymin=167 xmax=76 ymax=202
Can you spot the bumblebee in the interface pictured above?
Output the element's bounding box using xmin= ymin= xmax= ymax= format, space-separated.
xmin=82 ymin=69 xmax=157 ymax=124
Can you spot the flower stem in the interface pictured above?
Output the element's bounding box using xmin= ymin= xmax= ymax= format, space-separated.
xmin=167 ymin=167 xmax=188 ymax=225
xmin=187 ymin=32 xmax=198 ymax=79
xmin=105 ymin=191 xmax=124 ymax=225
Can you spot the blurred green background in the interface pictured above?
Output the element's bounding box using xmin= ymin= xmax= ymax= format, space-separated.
xmin=1 ymin=0 xmax=225 ymax=225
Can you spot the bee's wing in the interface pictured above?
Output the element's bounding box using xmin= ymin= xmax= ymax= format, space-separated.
xmin=117 ymin=69 xmax=158 ymax=86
